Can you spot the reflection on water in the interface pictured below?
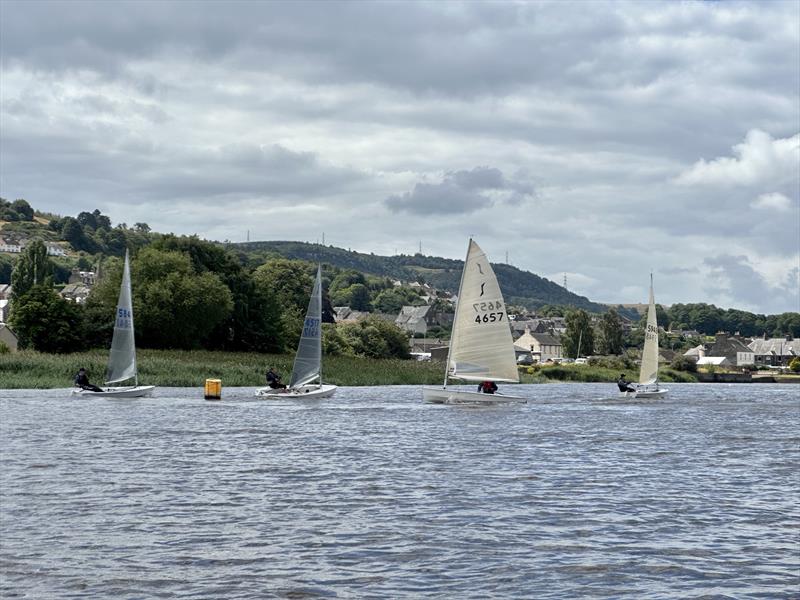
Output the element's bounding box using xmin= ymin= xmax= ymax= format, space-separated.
xmin=1 ymin=383 xmax=798 ymax=598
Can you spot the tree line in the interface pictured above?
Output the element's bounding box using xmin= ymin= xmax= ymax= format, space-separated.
xmin=6 ymin=237 xmax=412 ymax=359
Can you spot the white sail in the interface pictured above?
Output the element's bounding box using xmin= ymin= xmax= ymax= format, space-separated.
xmin=105 ymin=250 xmax=138 ymax=385
xmin=447 ymin=240 xmax=519 ymax=383
xmin=639 ymin=275 xmax=659 ymax=385
xmin=289 ymin=265 xmax=323 ymax=388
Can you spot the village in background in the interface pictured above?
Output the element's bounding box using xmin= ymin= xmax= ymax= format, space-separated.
xmin=1 ymin=198 xmax=798 ymax=379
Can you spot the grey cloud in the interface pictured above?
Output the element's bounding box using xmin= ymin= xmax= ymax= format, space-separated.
xmin=385 ymin=167 xmax=534 ymax=215
xmin=385 ymin=182 xmax=490 ymax=216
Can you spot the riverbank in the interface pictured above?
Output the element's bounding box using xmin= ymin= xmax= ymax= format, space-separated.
xmin=0 ymin=349 xmax=701 ymax=388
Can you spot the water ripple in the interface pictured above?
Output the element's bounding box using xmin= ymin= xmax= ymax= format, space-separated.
xmin=1 ymin=383 xmax=798 ymax=598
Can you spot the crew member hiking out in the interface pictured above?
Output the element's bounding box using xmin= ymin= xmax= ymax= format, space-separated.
xmin=74 ymin=368 xmax=103 ymax=393
xmin=617 ymin=374 xmax=636 ymax=393
xmin=477 ymin=380 xmax=498 ymax=394
xmin=266 ymin=367 xmax=287 ymax=389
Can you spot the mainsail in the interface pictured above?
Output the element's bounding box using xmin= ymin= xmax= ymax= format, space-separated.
xmin=106 ymin=250 xmax=138 ymax=385
xmin=639 ymin=275 xmax=659 ymax=385
xmin=447 ymin=239 xmax=519 ymax=383
xmin=289 ymin=265 xmax=323 ymax=388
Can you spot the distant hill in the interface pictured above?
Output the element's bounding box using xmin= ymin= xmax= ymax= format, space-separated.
xmin=233 ymin=240 xmax=607 ymax=313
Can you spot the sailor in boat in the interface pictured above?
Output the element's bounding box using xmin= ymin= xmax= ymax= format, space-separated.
xmin=477 ymin=380 xmax=498 ymax=394
xmin=617 ymin=373 xmax=636 ymax=393
xmin=266 ymin=367 xmax=287 ymax=390
xmin=74 ymin=368 xmax=103 ymax=393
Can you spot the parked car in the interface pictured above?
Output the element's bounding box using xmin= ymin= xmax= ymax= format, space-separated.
xmin=575 ymin=357 xmax=588 ymax=365
xmin=517 ymin=354 xmax=534 ymax=365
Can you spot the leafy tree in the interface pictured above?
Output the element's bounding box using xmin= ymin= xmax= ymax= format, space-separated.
xmin=9 ymin=285 xmax=85 ymax=353
xmin=10 ymin=199 xmax=34 ymax=221
xmin=372 ymin=287 xmax=425 ymax=313
xmin=538 ymin=305 xmax=565 ymax=317
xmin=562 ymin=309 xmax=594 ymax=358
xmin=330 ymin=269 xmax=367 ymax=294
xmin=154 ymin=235 xmax=284 ymax=351
xmin=60 ymin=217 xmax=98 ymax=253
xmin=0 ymin=254 xmax=14 ymax=284
xmin=10 ymin=240 xmax=54 ymax=302
xmin=253 ymin=259 xmax=314 ymax=315
xmin=83 ymin=248 xmax=233 ymax=349
xmin=331 ymin=283 xmax=372 ymax=311
xmin=337 ymin=316 xmax=410 ymax=359
xmin=639 ymin=304 xmax=670 ymax=330
xmin=789 ymin=357 xmax=800 ymax=373
xmin=596 ymin=309 xmax=624 ymax=355
xmin=670 ymin=355 xmax=698 ymax=372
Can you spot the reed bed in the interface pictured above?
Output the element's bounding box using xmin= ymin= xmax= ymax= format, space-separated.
xmin=0 ymin=349 xmax=447 ymax=388
xmin=0 ymin=350 xmax=692 ymax=389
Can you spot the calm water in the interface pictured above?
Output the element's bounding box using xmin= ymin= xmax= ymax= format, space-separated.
xmin=1 ymin=383 xmax=798 ymax=599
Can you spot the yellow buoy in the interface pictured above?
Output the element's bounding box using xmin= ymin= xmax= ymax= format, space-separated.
xmin=204 ymin=378 xmax=221 ymax=400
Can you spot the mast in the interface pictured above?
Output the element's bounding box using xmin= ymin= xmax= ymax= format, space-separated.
xmin=443 ymin=239 xmax=472 ymax=388
xmin=127 ymin=250 xmax=139 ymax=387
xmin=316 ymin=264 xmax=322 ymax=386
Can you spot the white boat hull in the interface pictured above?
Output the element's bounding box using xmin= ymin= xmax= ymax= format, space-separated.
xmin=619 ymin=386 xmax=668 ymax=399
xmin=423 ymin=386 xmax=526 ymax=405
xmin=255 ymin=384 xmax=337 ymax=399
xmin=71 ymin=385 xmax=155 ymax=398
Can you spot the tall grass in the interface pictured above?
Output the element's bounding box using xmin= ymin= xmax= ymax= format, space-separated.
xmin=0 ymin=349 xmax=448 ymax=388
xmin=523 ymin=364 xmax=697 ymax=383
xmin=0 ymin=350 xmax=694 ymax=389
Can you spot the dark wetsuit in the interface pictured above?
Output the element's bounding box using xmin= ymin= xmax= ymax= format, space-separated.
xmin=266 ymin=370 xmax=286 ymax=389
xmin=75 ymin=371 xmax=102 ymax=392
xmin=617 ymin=377 xmax=636 ymax=393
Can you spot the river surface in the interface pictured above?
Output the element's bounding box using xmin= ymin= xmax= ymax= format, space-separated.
xmin=1 ymin=383 xmax=798 ymax=599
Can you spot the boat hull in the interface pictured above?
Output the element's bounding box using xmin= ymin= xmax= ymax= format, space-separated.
xmin=255 ymin=384 xmax=337 ymax=399
xmin=619 ymin=387 xmax=668 ymax=399
xmin=423 ymin=386 xmax=526 ymax=405
xmin=71 ymin=385 xmax=155 ymax=398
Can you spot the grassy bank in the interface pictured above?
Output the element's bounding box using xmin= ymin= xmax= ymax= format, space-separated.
xmin=0 ymin=349 xmax=695 ymax=389
xmin=521 ymin=364 xmax=697 ymax=384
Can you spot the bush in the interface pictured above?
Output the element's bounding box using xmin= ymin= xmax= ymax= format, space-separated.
xmin=790 ymin=357 xmax=800 ymax=373
xmin=670 ymin=355 xmax=698 ymax=372
xmin=0 ymin=341 xmax=10 ymax=354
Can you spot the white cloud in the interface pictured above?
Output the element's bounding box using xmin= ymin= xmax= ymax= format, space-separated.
xmin=751 ymin=192 xmax=793 ymax=212
xmin=674 ymin=130 xmax=800 ymax=187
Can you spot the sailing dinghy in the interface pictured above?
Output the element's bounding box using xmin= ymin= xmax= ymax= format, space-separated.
xmin=620 ymin=275 xmax=668 ymax=399
xmin=72 ymin=250 xmax=155 ymax=398
xmin=256 ymin=265 xmax=337 ymax=399
xmin=423 ymin=239 xmax=525 ymax=405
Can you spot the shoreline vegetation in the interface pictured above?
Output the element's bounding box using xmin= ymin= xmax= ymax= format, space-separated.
xmin=0 ymin=349 xmax=700 ymax=389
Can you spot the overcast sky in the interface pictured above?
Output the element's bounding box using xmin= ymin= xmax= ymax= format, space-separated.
xmin=1 ymin=0 xmax=798 ymax=314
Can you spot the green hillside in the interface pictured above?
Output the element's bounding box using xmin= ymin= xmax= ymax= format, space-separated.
xmin=234 ymin=240 xmax=606 ymax=312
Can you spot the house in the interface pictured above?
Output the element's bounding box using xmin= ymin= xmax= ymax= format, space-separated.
xmin=0 ymin=298 xmax=9 ymax=323
xmin=45 ymin=243 xmax=67 ymax=257
xmin=59 ymin=283 xmax=91 ymax=304
xmin=513 ymin=325 xmax=563 ymax=362
xmin=333 ymin=307 xmax=395 ymax=324
xmin=705 ymin=333 xmax=755 ymax=367
xmin=68 ymin=268 xmax=97 ymax=286
xmin=511 ymin=317 xmax=566 ymax=339
xmin=748 ymin=336 xmax=797 ymax=367
xmin=409 ymin=337 xmax=446 ymax=353
xmin=0 ymin=323 xmax=18 ymax=351
xmin=0 ymin=284 xmax=11 ymax=300
xmin=395 ymin=304 xmax=453 ymax=336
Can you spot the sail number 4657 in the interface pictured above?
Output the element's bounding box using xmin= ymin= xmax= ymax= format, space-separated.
xmin=473 ymin=301 xmax=504 ymax=324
